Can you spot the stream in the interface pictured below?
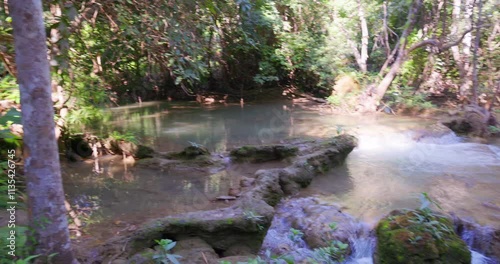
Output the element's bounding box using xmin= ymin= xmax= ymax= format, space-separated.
xmin=62 ymin=101 xmax=500 ymax=262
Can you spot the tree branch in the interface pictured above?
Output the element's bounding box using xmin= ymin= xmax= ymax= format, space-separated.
xmin=407 ymin=28 xmax=473 ymax=53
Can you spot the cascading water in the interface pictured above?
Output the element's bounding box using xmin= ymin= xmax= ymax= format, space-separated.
xmin=262 ymin=198 xmax=377 ymax=263
xmin=344 ymin=230 xmax=375 ymax=264
xmin=456 ymin=218 xmax=500 ymax=264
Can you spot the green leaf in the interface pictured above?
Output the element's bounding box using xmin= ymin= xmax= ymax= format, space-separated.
xmin=166 ymin=254 xmax=182 ymax=264
xmin=0 ymin=108 xmax=21 ymax=125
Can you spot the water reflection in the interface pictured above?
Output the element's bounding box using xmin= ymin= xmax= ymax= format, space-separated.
xmin=63 ymin=101 xmax=500 ymax=241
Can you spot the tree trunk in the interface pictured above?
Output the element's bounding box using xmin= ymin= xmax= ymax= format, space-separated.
xmin=9 ymin=1 xmax=78 ymax=263
xmin=358 ymin=0 xmax=369 ymax=73
xmin=450 ymin=0 xmax=466 ymax=79
xmin=373 ymin=0 xmax=424 ymax=101
xmin=382 ymin=1 xmax=391 ymax=58
xmin=471 ymin=0 xmax=483 ymax=105
xmin=460 ymin=0 xmax=474 ymax=97
xmin=450 ymin=0 xmax=474 ymax=99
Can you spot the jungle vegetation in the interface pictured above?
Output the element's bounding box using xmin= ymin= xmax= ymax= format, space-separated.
xmin=1 ymin=0 xmax=498 ymax=117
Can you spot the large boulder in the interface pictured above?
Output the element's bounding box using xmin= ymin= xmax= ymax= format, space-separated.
xmin=276 ymin=198 xmax=362 ymax=250
xmin=376 ymin=209 xmax=471 ymax=264
xmin=443 ymin=105 xmax=498 ymax=137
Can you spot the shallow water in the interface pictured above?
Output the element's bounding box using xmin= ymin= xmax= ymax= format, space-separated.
xmin=301 ymin=129 xmax=500 ymax=229
xmin=63 ymin=101 xmax=500 ymax=252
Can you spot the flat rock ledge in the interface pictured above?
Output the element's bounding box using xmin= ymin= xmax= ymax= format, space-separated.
xmin=87 ymin=134 xmax=357 ymax=263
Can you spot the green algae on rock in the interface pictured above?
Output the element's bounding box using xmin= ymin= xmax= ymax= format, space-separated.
xmin=376 ymin=209 xmax=471 ymax=264
xmin=230 ymin=144 xmax=299 ymax=163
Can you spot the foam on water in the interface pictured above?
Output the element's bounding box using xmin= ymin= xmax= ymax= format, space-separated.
xmin=472 ymin=250 xmax=495 ymax=264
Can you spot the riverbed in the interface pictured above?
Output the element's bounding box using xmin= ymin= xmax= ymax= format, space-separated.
xmin=62 ymin=101 xmax=500 ymax=252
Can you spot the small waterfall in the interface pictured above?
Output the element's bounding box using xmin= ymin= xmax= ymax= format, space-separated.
xmin=472 ymin=250 xmax=495 ymax=264
xmin=415 ymin=132 xmax=462 ymax=145
xmin=455 ymin=217 xmax=500 ymax=264
xmin=262 ymin=198 xmax=377 ymax=263
xmin=344 ymin=223 xmax=376 ymax=264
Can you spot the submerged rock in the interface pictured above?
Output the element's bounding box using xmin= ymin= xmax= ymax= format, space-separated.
xmin=409 ymin=123 xmax=455 ymax=142
xmin=376 ymin=209 xmax=471 ymax=264
xmin=230 ymin=144 xmax=298 ymax=162
xmin=134 ymin=145 xmax=155 ymax=159
xmin=168 ymin=145 xmax=210 ymax=159
xmin=92 ymin=134 xmax=358 ymax=263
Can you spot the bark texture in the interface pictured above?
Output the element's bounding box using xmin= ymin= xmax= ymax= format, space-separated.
xmin=9 ymin=1 xmax=77 ymax=263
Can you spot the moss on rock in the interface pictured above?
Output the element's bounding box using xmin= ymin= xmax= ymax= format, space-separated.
xmin=376 ymin=209 xmax=471 ymax=264
xmin=230 ymin=144 xmax=298 ymax=162
xmin=168 ymin=145 xmax=210 ymax=160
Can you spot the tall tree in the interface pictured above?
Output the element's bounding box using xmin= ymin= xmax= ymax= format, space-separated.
xmin=9 ymin=1 xmax=78 ymax=263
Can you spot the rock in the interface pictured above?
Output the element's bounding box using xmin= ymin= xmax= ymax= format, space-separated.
xmin=453 ymin=216 xmax=500 ymax=261
xmin=409 ymin=123 xmax=455 ymax=141
xmin=228 ymin=187 xmax=241 ymax=197
xmin=240 ymin=177 xmax=255 ymax=187
xmin=230 ymin=145 xmax=298 ymax=163
xmin=127 ymin=248 xmax=155 ymax=264
xmin=218 ymin=255 xmax=257 ymax=263
xmin=278 ymin=198 xmax=360 ymax=250
xmin=223 ymin=244 xmax=254 ymax=257
xmin=167 ymin=145 xmax=210 ymax=160
xmin=376 ymin=209 xmax=471 ymax=264
xmin=443 ymin=119 xmax=473 ymax=135
xmin=443 ymin=104 xmax=497 ymax=137
xmin=109 ymin=259 xmax=128 ymax=264
xmin=242 ymin=169 xmax=284 ymax=206
xmin=135 ymin=145 xmax=155 ymax=159
xmin=136 ymin=153 xmax=224 ymax=173
xmin=171 ymin=237 xmax=219 ymax=264
xmin=91 ymin=134 xmax=358 ymax=262
xmin=101 ymin=197 xmax=274 ymax=258
xmin=117 ymin=140 xmax=137 ymax=156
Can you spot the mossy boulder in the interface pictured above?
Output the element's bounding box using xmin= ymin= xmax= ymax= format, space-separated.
xmin=167 ymin=145 xmax=210 ymax=160
xmin=376 ymin=209 xmax=471 ymax=264
xmin=135 ymin=145 xmax=155 ymax=159
xmin=230 ymin=145 xmax=298 ymax=162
